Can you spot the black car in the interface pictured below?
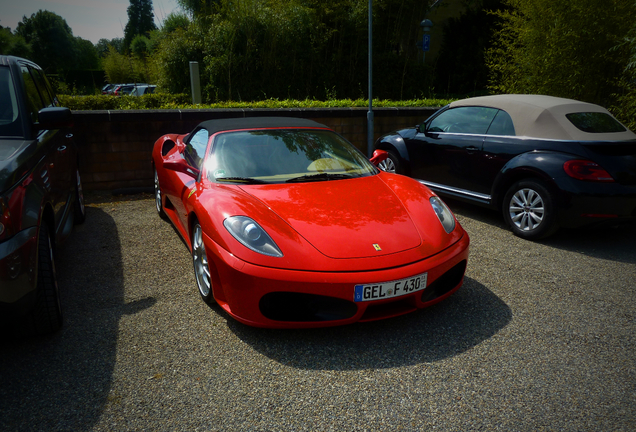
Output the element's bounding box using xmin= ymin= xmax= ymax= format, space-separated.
xmin=375 ymin=94 xmax=636 ymax=239
xmin=0 ymin=55 xmax=85 ymax=336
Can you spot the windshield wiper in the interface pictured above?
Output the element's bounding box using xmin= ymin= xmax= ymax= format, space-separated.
xmin=285 ymin=173 xmax=354 ymax=183
xmin=216 ymin=177 xmax=269 ymax=184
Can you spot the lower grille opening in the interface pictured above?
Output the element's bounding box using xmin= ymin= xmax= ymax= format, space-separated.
xmin=259 ymin=292 xmax=358 ymax=322
xmin=421 ymin=260 xmax=467 ymax=303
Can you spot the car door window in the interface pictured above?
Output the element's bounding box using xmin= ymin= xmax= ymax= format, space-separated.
xmin=486 ymin=109 xmax=516 ymax=136
xmin=0 ymin=67 xmax=22 ymax=137
xmin=21 ymin=65 xmax=44 ymax=123
xmin=428 ymin=106 xmax=498 ymax=135
xmin=184 ymin=128 xmax=209 ymax=170
xmin=29 ymin=66 xmax=56 ymax=107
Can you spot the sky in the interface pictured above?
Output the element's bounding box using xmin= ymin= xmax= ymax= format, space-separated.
xmin=1 ymin=0 xmax=182 ymax=44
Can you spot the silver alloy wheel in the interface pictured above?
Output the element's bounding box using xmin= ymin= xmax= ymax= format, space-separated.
xmin=378 ymin=157 xmax=396 ymax=173
xmin=192 ymin=223 xmax=211 ymax=298
xmin=154 ymin=169 xmax=162 ymax=214
xmin=508 ymin=187 xmax=545 ymax=231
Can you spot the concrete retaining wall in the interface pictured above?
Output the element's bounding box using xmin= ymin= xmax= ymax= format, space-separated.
xmin=73 ymin=107 xmax=438 ymax=191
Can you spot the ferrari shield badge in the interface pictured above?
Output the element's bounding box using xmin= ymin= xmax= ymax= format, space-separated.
xmin=373 ymin=244 xmax=382 ymax=251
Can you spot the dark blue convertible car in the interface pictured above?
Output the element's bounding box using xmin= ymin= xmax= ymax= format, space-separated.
xmin=375 ymin=94 xmax=636 ymax=239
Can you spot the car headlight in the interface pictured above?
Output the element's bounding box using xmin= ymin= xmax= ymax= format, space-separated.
xmin=223 ymin=216 xmax=283 ymax=257
xmin=430 ymin=196 xmax=456 ymax=234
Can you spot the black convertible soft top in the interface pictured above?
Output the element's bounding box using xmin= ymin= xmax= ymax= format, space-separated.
xmin=197 ymin=117 xmax=328 ymax=135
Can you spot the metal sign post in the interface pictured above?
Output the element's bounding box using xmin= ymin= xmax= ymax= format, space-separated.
xmin=367 ymin=0 xmax=374 ymax=157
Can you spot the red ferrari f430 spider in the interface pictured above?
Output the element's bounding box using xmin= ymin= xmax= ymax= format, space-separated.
xmin=152 ymin=117 xmax=469 ymax=328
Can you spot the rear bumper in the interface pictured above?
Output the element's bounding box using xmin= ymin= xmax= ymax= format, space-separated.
xmin=203 ymin=231 xmax=470 ymax=329
xmin=0 ymin=226 xmax=38 ymax=318
xmin=555 ymin=178 xmax=636 ymax=228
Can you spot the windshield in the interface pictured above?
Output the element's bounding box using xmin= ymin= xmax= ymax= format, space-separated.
xmin=206 ymin=129 xmax=377 ymax=183
xmin=0 ymin=67 xmax=23 ymax=138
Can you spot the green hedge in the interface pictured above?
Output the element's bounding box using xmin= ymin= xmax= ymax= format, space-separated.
xmin=58 ymin=94 xmax=454 ymax=111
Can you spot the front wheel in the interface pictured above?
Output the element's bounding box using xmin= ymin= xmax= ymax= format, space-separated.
xmin=377 ymin=150 xmax=402 ymax=174
xmin=502 ymin=179 xmax=559 ymax=240
xmin=192 ymin=222 xmax=215 ymax=304
xmin=21 ymin=223 xmax=63 ymax=336
xmin=154 ymin=168 xmax=167 ymax=219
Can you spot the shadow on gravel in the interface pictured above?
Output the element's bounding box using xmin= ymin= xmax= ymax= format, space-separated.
xmin=447 ymin=198 xmax=636 ymax=264
xmin=227 ymin=277 xmax=511 ymax=370
xmin=0 ymin=207 xmax=154 ymax=431
xmin=537 ymin=223 xmax=636 ymax=264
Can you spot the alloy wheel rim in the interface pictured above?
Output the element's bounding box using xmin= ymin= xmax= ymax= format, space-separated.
xmin=193 ymin=224 xmax=211 ymax=297
xmin=154 ymin=170 xmax=162 ymax=213
xmin=378 ymin=158 xmax=396 ymax=173
xmin=509 ymin=188 xmax=544 ymax=231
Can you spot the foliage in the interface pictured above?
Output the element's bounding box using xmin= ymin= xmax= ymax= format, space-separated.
xmin=161 ymin=12 xmax=191 ymax=33
xmin=486 ymin=0 xmax=634 ymax=110
xmin=152 ymin=0 xmax=436 ymax=103
xmin=14 ymin=10 xmax=77 ymax=73
xmin=96 ymin=38 xmax=125 ymax=56
xmin=131 ymin=35 xmax=152 ymax=58
xmin=102 ymin=46 xmax=152 ymax=84
xmin=435 ymin=0 xmax=503 ymax=97
xmin=74 ymin=36 xmax=100 ymax=69
xmin=57 ymin=94 xmax=452 ymax=110
xmin=611 ymin=2 xmax=636 ymax=131
xmin=177 ymin=0 xmax=221 ymax=18
xmin=0 ymin=25 xmax=31 ymax=58
xmin=58 ymin=93 xmax=190 ymax=110
xmin=124 ymin=0 xmax=158 ymax=50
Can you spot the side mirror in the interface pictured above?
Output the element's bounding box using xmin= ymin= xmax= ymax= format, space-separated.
xmin=416 ymin=124 xmax=425 ymax=134
xmin=369 ymin=149 xmax=388 ymax=166
xmin=163 ymin=158 xmax=200 ymax=179
xmin=36 ymin=107 xmax=73 ymax=130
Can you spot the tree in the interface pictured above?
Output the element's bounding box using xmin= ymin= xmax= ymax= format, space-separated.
xmin=611 ymin=1 xmax=636 ymax=131
xmin=0 ymin=24 xmax=31 ymax=58
xmin=161 ymin=12 xmax=191 ymax=33
xmin=74 ymin=37 xmax=100 ymax=70
xmin=15 ymin=10 xmax=76 ymax=73
xmin=177 ymin=0 xmax=221 ymax=19
xmin=434 ymin=0 xmax=504 ymax=97
xmin=486 ymin=0 xmax=635 ymax=109
xmin=96 ymin=37 xmax=125 ymax=56
xmin=124 ymin=0 xmax=158 ymax=50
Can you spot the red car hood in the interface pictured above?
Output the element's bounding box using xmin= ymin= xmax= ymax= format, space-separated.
xmin=240 ymin=176 xmax=422 ymax=259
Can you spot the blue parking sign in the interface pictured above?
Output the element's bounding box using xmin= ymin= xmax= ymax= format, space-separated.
xmin=422 ymin=34 xmax=431 ymax=52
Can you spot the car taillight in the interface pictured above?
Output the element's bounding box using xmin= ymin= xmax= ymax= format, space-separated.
xmin=563 ymin=160 xmax=614 ymax=182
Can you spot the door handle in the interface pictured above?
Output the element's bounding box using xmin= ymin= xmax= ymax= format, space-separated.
xmin=466 ymin=146 xmax=480 ymax=152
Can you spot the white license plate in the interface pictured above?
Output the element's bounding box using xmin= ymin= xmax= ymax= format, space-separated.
xmin=354 ymin=273 xmax=428 ymax=302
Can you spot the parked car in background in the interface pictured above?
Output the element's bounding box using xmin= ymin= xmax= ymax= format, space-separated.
xmin=375 ymin=94 xmax=636 ymax=239
xmin=152 ymin=117 xmax=469 ymax=328
xmin=130 ymin=85 xmax=156 ymax=96
xmin=101 ymin=83 xmax=116 ymax=94
xmin=0 ymin=55 xmax=85 ymax=336
xmin=111 ymin=83 xmax=148 ymax=96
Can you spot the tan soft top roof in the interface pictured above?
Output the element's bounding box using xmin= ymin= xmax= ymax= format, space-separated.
xmin=450 ymin=94 xmax=636 ymax=141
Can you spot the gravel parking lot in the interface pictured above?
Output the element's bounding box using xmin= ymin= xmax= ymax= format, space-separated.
xmin=1 ymin=193 xmax=634 ymax=431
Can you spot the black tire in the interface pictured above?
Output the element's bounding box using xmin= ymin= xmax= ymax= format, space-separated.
xmin=378 ymin=150 xmax=402 ymax=174
xmin=502 ymin=179 xmax=559 ymax=240
xmin=154 ymin=167 xmax=167 ymax=219
xmin=192 ymin=222 xmax=216 ymax=304
xmin=21 ymin=224 xmax=63 ymax=336
xmin=74 ymin=169 xmax=86 ymax=225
